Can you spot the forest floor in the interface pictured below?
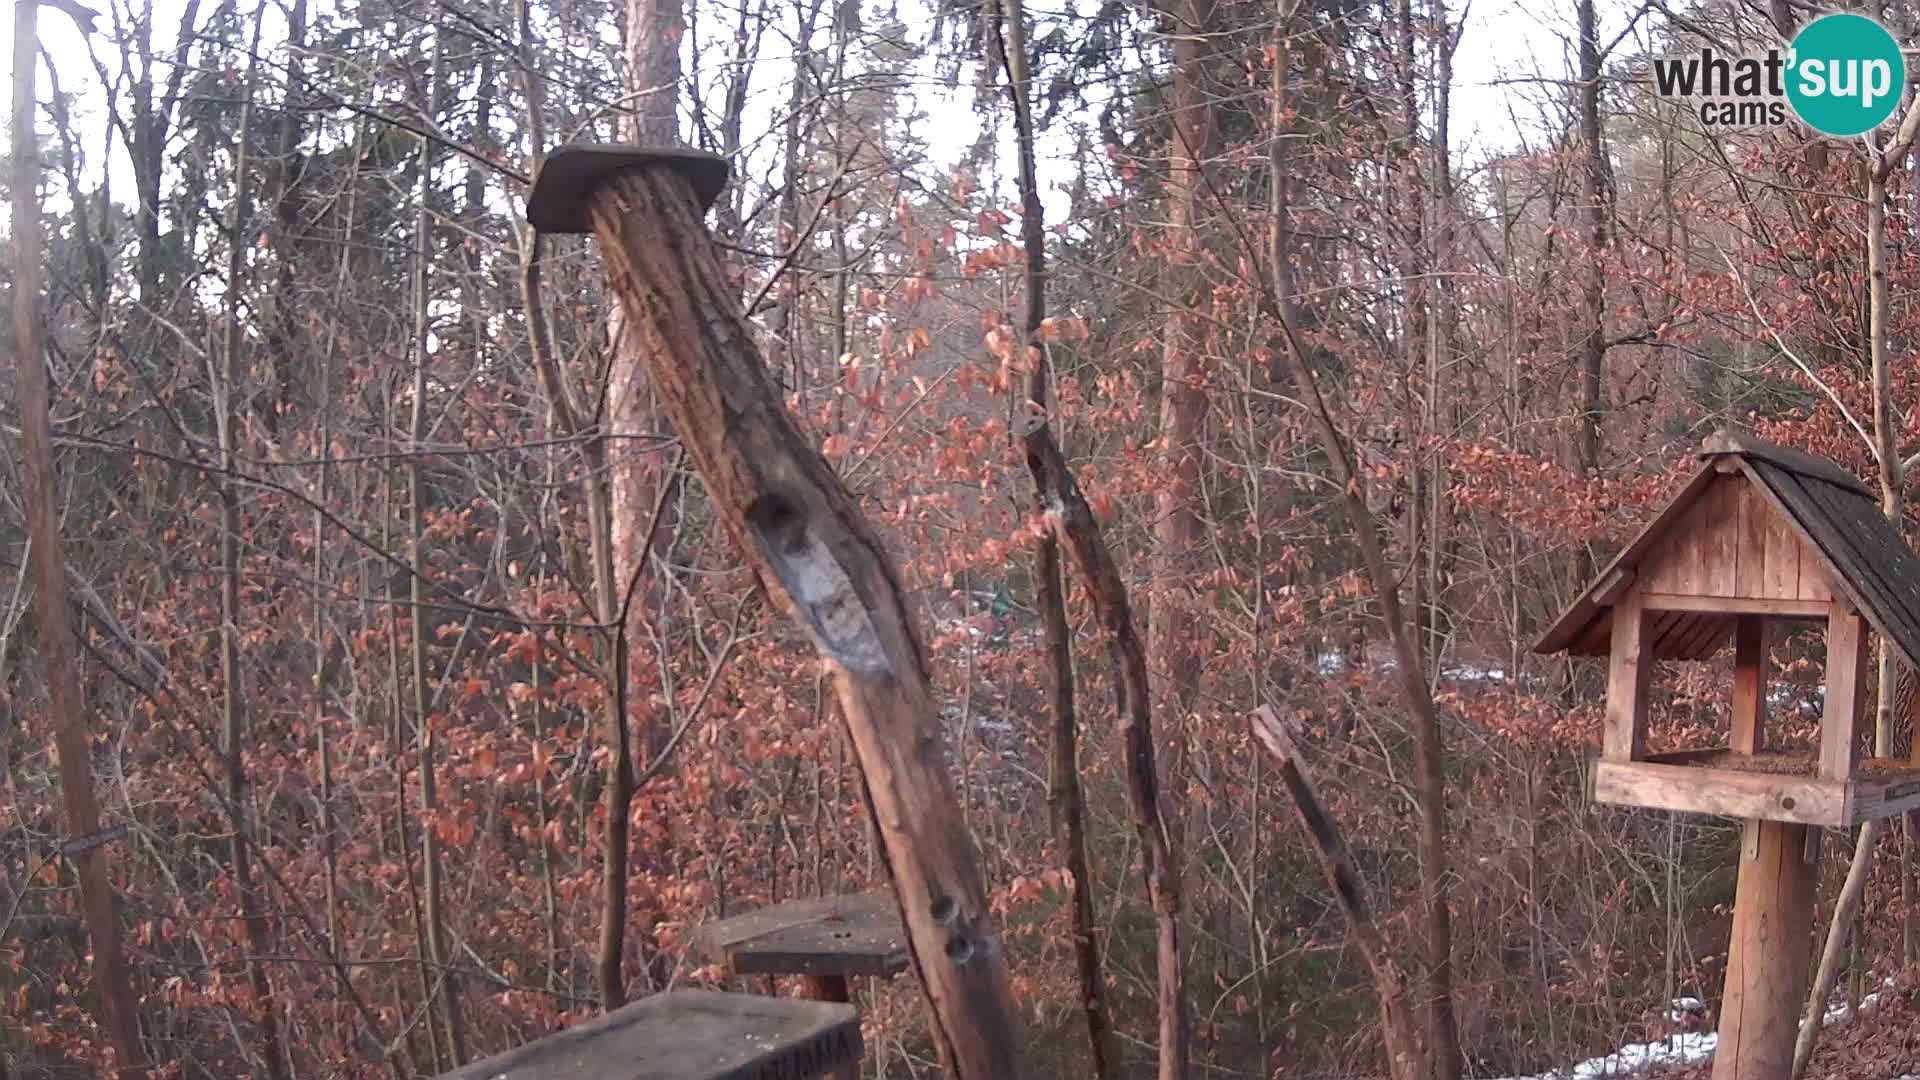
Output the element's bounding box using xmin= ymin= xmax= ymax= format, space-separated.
xmin=1636 ymin=971 xmax=1920 ymax=1080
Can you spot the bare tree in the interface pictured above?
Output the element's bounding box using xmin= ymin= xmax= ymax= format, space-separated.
xmin=989 ymin=1 xmax=1118 ymax=1075
xmin=10 ymin=0 xmax=148 ymax=1073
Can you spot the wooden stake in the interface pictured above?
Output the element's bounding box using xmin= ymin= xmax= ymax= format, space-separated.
xmin=1732 ymin=617 xmax=1765 ymax=755
xmin=1605 ymin=592 xmax=1650 ymax=761
xmin=1822 ymin=611 xmax=1868 ymax=781
xmin=798 ymin=976 xmax=858 ymax=1080
xmin=1713 ymin=819 xmax=1817 ymax=1080
xmin=529 ymin=150 xmax=1023 ymax=1079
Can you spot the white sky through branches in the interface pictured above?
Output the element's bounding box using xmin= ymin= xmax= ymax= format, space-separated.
xmin=3 ymin=0 xmax=1645 ymax=242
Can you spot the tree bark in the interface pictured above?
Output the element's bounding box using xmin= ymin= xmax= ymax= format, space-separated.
xmin=261 ymin=0 xmax=307 ymax=432
xmin=600 ymin=0 xmax=687 ymax=1006
xmin=578 ymin=162 xmax=1026 ymax=1080
xmin=1794 ymin=821 xmax=1877 ymax=1078
xmin=10 ymin=2 xmax=148 ymax=1073
xmin=1574 ymin=0 xmax=1608 ymax=486
xmin=1794 ymin=143 xmax=1910 ymax=1080
xmin=1147 ymin=3 xmax=1212 ymax=1071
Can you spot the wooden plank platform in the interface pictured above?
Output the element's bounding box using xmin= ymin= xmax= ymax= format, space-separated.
xmin=436 ymin=990 xmax=861 ymax=1080
xmin=1592 ymin=749 xmax=1920 ymax=826
xmin=696 ymin=893 xmax=910 ymax=979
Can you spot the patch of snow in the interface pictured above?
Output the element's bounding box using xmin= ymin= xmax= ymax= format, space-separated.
xmin=1484 ymin=979 xmax=1902 ymax=1079
xmin=1444 ymin=664 xmax=1508 ymax=684
xmin=1663 ymin=996 xmax=1707 ymax=1025
xmin=1485 ymin=1031 xmax=1717 ymax=1079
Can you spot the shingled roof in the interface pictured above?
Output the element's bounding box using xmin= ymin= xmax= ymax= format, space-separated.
xmin=1534 ymin=429 xmax=1920 ymax=670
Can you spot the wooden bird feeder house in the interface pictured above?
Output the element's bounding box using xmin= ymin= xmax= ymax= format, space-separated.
xmin=1537 ymin=428 xmax=1920 ymax=1080
xmin=1536 ymin=429 xmax=1920 ymax=825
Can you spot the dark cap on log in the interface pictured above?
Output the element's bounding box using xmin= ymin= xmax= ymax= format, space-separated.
xmin=526 ymin=144 xmax=731 ymax=233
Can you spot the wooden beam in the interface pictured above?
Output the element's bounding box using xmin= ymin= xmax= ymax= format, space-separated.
xmin=1731 ymin=618 xmax=1766 ymax=755
xmin=1823 ymin=611 xmax=1869 ymax=782
xmin=537 ymin=151 xmax=1024 ymax=1080
xmin=1850 ymin=772 xmax=1920 ymax=822
xmin=1712 ymin=820 xmax=1817 ymax=1080
xmin=1591 ymin=761 xmax=1847 ymax=826
xmin=1605 ymin=593 xmax=1651 ymax=761
xmin=1593 ymin=568 xmax=1635 ymax=606
xmin=436 ymin=990 xmax=861 ymax=1080
xmin=1640 ymin=594 xmax=1831 ymax=618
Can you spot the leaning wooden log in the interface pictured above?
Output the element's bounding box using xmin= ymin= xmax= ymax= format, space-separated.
xmin=1022 ymin=417 xmax=1187 ymax=1075
xmin=527 ymin=146 xmax=1024 ymax=1079
xmin=1249 ymin=706 xmax=1425 ymax=1080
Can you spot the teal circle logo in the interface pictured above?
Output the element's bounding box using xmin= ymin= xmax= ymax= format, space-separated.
xmin=1787 ymin=13 xmax=1906 ymax=137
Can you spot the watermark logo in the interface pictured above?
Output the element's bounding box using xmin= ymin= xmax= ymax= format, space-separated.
xmin=1651 ymin=13 xmax=1906 ymax=137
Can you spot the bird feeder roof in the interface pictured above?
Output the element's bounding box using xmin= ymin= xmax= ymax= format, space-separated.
xmin=1534 ymin=429 xmax=1920 ymax=669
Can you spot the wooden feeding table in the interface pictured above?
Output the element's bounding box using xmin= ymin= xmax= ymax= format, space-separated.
xmin=695 ymin=893 xmax=910 ymax=1003
xmin=1536 ymin=429 xmax=1920 ymax=1080
xmin=435 ymin=989 xmax=861 ymax=1080
xmin=695 ymin=895 xmax=906 ymax=1080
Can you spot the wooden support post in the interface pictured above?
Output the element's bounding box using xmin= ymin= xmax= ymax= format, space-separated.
xmin=526 ymin=148 xmax=1023 ymax=1080
xmin=1732 ymin=617 xmax=1766 ymax=755
xmin=1713 ymin=819 xmax=1817 ymax=1080
xmin=1605 ymin=592 xmax=1651 ymax=761
xmin=1822 ymin=610 xmax=1869 ymax=781
xmin=800 ymin=975 xmax=851 ymax=1003
xmin=799 ymin=976 xmax=857 ymax=1080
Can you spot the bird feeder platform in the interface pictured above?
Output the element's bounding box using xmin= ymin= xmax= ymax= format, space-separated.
xmin=696 ymin=892 xmax=911 ymax=989
xmin=1597 ymin=748 xmax=1920 ymax=826
xmin=434 ymin=989 xmax=861 ymax=1080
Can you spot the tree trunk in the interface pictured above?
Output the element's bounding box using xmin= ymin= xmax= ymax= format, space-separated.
xmin=1265 ymin=27 xmax=1459 ymax=1075
xmin=1574 ymin=0 xmax=1608 ymax=485
xmin=598 ymin=0 xmax=688 ymax=1006
xmin=1147 ymin=1 xmax=1212 ymax=1071
xmin=10 ymin=3 xmax=149 ymax=1073
xmin=1794 ymin=149 xmax=1908 ymax=1080
xmin=217 ymin=28 xmax=290 ymax=1080
xmin=992 ymin=1 xmax=1117 ymax=1075
xmin=261 ymin=0 xmax=307 ymax=432
xmin=408 ymin=33 xmax=468 ymax=1066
